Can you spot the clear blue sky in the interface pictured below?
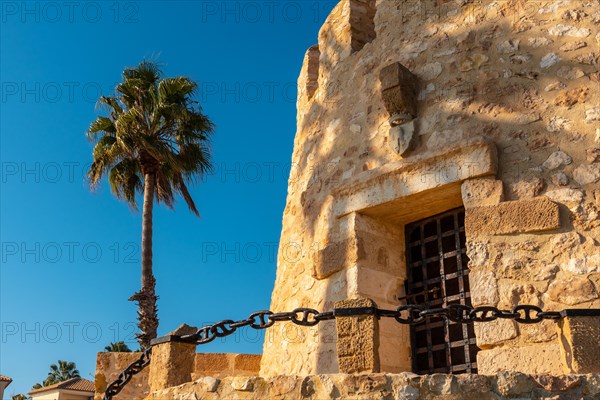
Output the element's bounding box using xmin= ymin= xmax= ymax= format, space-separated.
xmin=0 ymin=1 xmax=336 ymax=396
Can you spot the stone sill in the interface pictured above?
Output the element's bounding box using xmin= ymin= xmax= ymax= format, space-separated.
xmin=148 ymin=372 xmax=600 ymax=400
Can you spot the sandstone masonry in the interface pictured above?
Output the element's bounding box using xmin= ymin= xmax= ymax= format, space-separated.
xmin=260 ymin=0 xmax=600 ymax=378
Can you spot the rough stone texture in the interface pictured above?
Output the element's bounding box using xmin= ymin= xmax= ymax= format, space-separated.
xmin=260 ymin=0 xmax=600 ymax=378
xmin=558 ymin=316 xmax=600 ymax=374
xmin=474 ymin=319 xmax=518 ymax=348
xmin=388 ymin=121 xmax=416 ymax=156
xmin=573 ymin=164 xmax=600 ymax=185
xmin=478 ymin=343 xmax=565 ymax=375
xmin=379 ymin=62 xmax=418 ymax=122
xmin=335 ymin=297 xmax=379 ymax=373
xmin=465 ymin=197 xmax=561 ymax=236
xmin=543 ymin=151 xmax=572 ymax=170
xmin=149 ymin=339 xmax=197 ymax=392
xmin=192 ymin=353 xmax=261 ymax=380
xmin=533 ymin=374 xmax=583 ymax=392
xmin=149 ymin=373 xmax=600 ymax=400
xmin=461 ymin=178 xmax=504 ymax=208
xmin=95 ymin=352 xmax=150 ymax=400
xmin=299 ymin=45 xmax=320 ymax=101
xmin=469 ymin=269 xmax=499 ymax=306
xmin=547 ymin=276 xmax=598 ymax=305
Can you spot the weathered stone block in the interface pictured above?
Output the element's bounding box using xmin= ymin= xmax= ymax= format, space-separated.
xmin=333 ymin=138 xmax=498 ymax=219
xmin=494 ymin=372 xmax=535 ymax=397
xmin=465 ymin=197 xmax=561 ymax=236
xmin=315 ymin=238 xmax=355 ymax=279
xmin=299 ymin=45 xmax=320 ymax=102
xmin=547 ymin=276 xmax=598 ymax=305
xmin=149 ymin=325 xmax=197 ymax=392
xmin=427 ymin=374 xmax=456 ymax=395
xmin=268 ymin=375 xmax=299 ymax=397
xmin=558 ymin=316 xmax=600 ymax=373
xmin=231 ymin=376 xmax=255 ymax=392
xmin=233 ymin=354 xmax=261 ymax=373
xmin=193 ymin=353 xmax=230 ymax=378
xmin=456 ymin=374 xmax=491 ymax=394
xmin=474 ymin=318 xmax=518 ymax=347
xmin=461 ymin=178 xmax=504 ymax=208
xmin=532 ymin=375 xmax=583 ymax=392
xmin=469 ymin=269 xmax=499 ymax=306
xmin=477 ymin=343 xmax=565 ymax=375
xmin=196 ymin=376 xmax=219 ymax=393
xmin=335 ymin=297 xmax=379 ymax=373
xmin=379 ymin=62 xmax=418 ymax=124
xmin=343 ymin=374 xmax=388 ymax=395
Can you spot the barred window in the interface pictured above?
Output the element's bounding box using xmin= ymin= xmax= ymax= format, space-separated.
xmin=405 ymin=208 xmax=479 ymax=374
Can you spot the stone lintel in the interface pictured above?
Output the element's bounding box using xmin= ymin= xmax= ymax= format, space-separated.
xmin=335 ymin=297 xmax=380 ymax=373
xmin=332 ymin=137 xmax=497 ymax=220
xmin=465 ymin=197 xmax=561 ymax=236
xmin=558 ymin=315 xmax=600 ymax=373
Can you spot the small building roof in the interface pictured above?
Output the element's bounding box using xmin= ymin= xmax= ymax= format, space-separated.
xmin=28 ymin=377 xmax=94 ymax=395
xmin=0 ymin=374 xmax=12 ymax=383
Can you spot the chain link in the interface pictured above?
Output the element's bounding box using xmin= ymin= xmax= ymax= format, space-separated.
xmin=104 ymin=304 xmax=596 ymax=400
xmin=103 ymin=347 xmax=151 ymax=400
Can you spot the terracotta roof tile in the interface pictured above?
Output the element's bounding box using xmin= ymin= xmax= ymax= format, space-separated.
xmin=28 ymin=377 xmax=94 ymax=395
xmin=0 ymin=374 xmax=12 ymax=382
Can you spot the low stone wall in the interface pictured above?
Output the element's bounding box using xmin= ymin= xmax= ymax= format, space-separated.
xmin=95 ymin=352 xmax=260 ymax=400
xmin=150 ymin=372 xmax=600 ymax=400
xmin=95 ymin=352 xmax=150 ymax=400
xmin=193 ymin=353 xmax=261 ymax=380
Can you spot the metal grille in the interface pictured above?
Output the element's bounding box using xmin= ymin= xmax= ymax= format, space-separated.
xmin=405 ymin=208 xmax=479 ymax=374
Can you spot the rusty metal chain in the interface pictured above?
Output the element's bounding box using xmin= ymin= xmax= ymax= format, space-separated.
xmin=103 ymin=347 xmax=151 ymax=400
xmin=103 ymin=304 xmax=596 ymax=400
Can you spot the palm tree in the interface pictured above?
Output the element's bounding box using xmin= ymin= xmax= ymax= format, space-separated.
xmin=32 ymin=360 xmax=80 ymax=388
xmin=87 ymin=60 xmax=214 ymax=348
xmin=104 ymin=341 xmax=132 ymax=352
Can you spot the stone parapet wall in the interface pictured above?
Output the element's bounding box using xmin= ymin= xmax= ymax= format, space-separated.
xmin=95 ymin=352 xmax=260 ymax=400
xmin=150 ymin=372 xmax=600 ymax=400
xmin=193 ymin=353 xmax=261 ymax=380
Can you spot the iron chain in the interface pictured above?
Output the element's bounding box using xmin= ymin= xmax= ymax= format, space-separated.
xmin=103 ymin=304 xmax=593 ymax=400
xmin=103 ymin=347 xmax=151 ymax=400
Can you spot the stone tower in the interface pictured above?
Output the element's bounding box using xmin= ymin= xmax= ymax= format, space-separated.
xmin=260 ymin=0 xmax=600 ymax=377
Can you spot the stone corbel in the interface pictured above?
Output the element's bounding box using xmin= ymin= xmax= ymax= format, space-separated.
xmin=379 ymin=62 xmax=419 ymax=156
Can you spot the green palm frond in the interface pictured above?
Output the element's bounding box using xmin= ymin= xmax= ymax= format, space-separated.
xmin=104 ymin=341 xmax=132 ymax=352
xmin=108 ymin=159 xmax=142 ymax=207
xmin=87 ymin=59 xmax=214 ymax=214
xmin=87 ymin=116 xmax=116 ymax=140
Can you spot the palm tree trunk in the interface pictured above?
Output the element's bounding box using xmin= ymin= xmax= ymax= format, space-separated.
xmin=129 ymin=171 xmax=159 ymax=348
xmin=142 ymin=172 xmax=155 ymax=293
